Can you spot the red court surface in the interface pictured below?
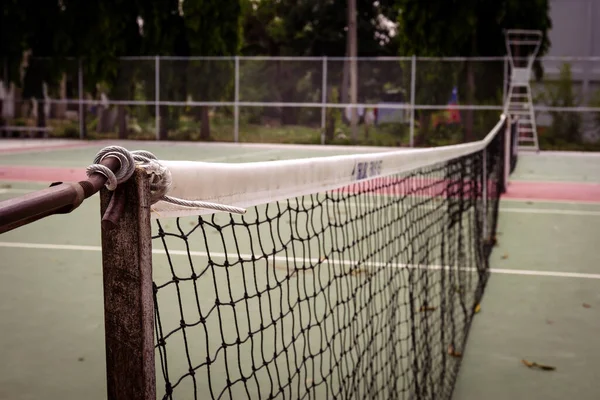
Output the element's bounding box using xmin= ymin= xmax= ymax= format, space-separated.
xmin=0 ymin=166 xmax=87 ymax=183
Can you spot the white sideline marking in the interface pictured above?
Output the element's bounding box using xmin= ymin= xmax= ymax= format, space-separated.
xmin=518 ymin=150 xmax=600 ymax=158
xmin=203 ymin=149 xmax=283 ymax=162
xmin=502 ymin=197 xmax=600 ymax=205
xmin=499 ymin=207 xmax=600 ymax=216
xmin=509 ymin=177 xmax=600 ymax=185
xmin=0 ymin=188 xmax=33 ymax=194
xmin=1 ymin=241 xmax=600 ymax=280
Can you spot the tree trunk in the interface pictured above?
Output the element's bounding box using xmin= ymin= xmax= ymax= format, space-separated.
xmin=280 ymin=106 xmax=298 ymax=125
xmin=194 ymin=106 xmax=203 ymax=122
xmin=0 ymin=99 xmax=4 ymax=130
xmin=117 ymin=105 xmax=127 ymax=139
xmin=325 ymin=114 xmax=335 ymax=142
xmin=159 ymin=105 xmax=169 ymax=140
xmin=464 ymin=34 xmax=477 ymax=143
xmin=80 ymin=105 xmax=87 ymax=138
xmin=416 ymin=112 xmax=430 ymax=146
xmin=341 ymin=32 xmax=350 ymax=105
xmin=0 ymin=98 xmax=6 ymax=138
xmin=325 ymin=88 xmax=336 ymax=142
xmin=36 ymin=99 xmax=46 ymax=138
xmin=464 ymin=60 xmax=475 ymax=142
xmin=348 ymin=0 xmax=358 ymax=143
xmin=278 ymin=61 xmax=298 ymax=126
xmin=200 ymin=106 xmax=210 ymax=140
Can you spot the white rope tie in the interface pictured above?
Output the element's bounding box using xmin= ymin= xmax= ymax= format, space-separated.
xmin=86 ymin=146 xmax=246 ymax=215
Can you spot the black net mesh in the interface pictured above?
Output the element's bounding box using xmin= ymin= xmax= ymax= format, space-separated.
xmin=150 ymin=124 xmax=507 ymax=400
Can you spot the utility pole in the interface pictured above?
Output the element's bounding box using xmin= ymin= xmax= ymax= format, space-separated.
xmin=348 ymin=0 xmax=358 ymax=142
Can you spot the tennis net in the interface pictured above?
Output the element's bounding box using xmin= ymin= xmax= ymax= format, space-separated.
xmin=96 ymin=114 xmax=513 ymax=400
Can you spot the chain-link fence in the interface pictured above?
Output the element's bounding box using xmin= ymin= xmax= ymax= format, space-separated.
xmin=1 ymin=56 xmax=600 ymax=149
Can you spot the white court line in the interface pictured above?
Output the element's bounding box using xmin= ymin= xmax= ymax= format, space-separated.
xmin=502 ymin=197 xmax=600 ymax=205
xmin=518 ymin=150 xmax=600 ymax=158
xmin=202 ymin=149 xmax=283 ymax=162
xmin=499 ymin=207 xmax=600 ymax=216
xmin=0 ymin=188 xmax=33 ymax=194
xmin=509 ymin=178 xmax=600 ymax=185
xmin=1 ymin=241 xmax=599 ymax=280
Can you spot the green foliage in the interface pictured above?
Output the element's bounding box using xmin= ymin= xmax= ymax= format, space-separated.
xmin=396 ymin=0 xmax=552 ymax=143
xmin=325 ymin=87 xmax=343 ymax=142
xmin=396 ymin=0 xmax=477 ymax=58
xmin=183 ymin=0 xmax=242 ymax=56
xmin=239 ymin=0 xmax=401 ymax=128
xmin=2 ymin=1 xmax=242 ymax=106
xmin=502 ymin=0 xmax=553 ymax=80
xmin=395 ymin=0 xmax=552 ymax=90
xmin=536 ymin=63 xmax=582 ymax=144
xmin=241 ymin=0 xmax=398 ymax=57
xmin=1 ymin=0 xmax=29 ymax=84
xmin=587 ymin=87 xmax=600 ymax=139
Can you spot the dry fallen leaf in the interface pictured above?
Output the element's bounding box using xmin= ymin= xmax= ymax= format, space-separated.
xmin=484 ymin=236 xmax=497 ymax=247
xmin=419 ymin=306 xmax=436 ymax=312
xmin=350 ymin=268 xmax=371 ymax=276
xmin=448 ymin=345 xmax=462 ymax=358
xmin=474 ymin=304 xmax=481 ymax=313
xmin=583 ymin=303 xmax=592 ymax=309
xmin=521 ymin=359 xmax=556 ymax=371
xmin=501 ymin=253 xmax=509 ymax=260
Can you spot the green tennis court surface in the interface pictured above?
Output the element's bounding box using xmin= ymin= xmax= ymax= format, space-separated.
xmin=1 ymin=140 xmax=599 ymax=400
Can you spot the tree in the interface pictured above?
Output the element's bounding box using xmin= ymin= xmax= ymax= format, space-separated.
xmin=241 ymin=0 xmax=398 ymax=58
xmin=0 ymin=0 xmax=29 ymax=129
xmin=137 ymin=0 xmax=189 ymax=140
xmin=395 ymin=0 xmax=476 ymax=144
xmin=395 ymin=0 xmax=552 ymax=144
xmin=13 ymin=1 xmax=68 ymax=131
xmin=240 ymin=0 xmax=400 ymax=132
xmin=2 ymin=0 xmax=241 ymax=141
xmin=537 ymin=63 xmax=582 ymax=144
xmin=1 ymin=0 xmax=145 ymax=136
xmin=183 ymin=0 xmax=242 ymax=140
xmin=65 ymin=0 xmax=145 ymax=139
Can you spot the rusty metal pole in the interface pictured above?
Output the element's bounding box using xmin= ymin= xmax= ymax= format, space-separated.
xmin=0 ymin=157 xmax=120 ymax=234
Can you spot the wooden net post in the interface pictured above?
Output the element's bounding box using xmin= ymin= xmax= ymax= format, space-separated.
xmin=100 ymin=168 xmax=155 ymax=400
